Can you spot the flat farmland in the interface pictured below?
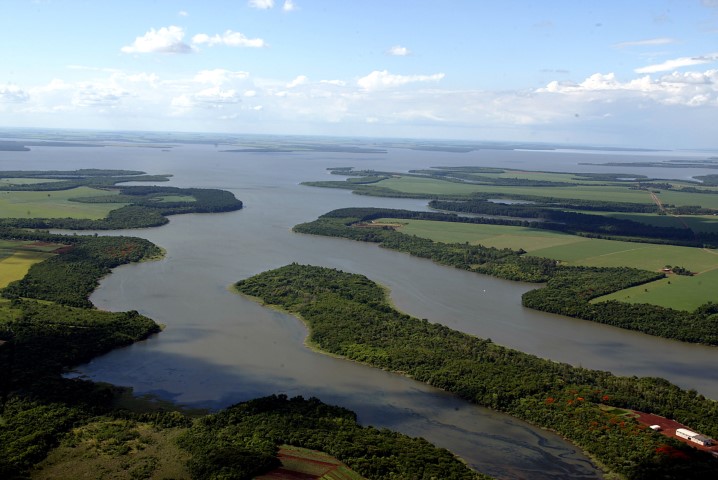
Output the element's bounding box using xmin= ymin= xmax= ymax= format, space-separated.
xmin=0 ymin=186 xmax=123 ymax=219
xmin=0 ymin=240 xmax=63 ymax=288
xmin=379 ymin=218 xmax=718 ymax=309
xmin=375 ymin=176 xmax=657 ymax=203
xmin=374 ymin=176 xmax=718 ymax=208
xmin=595 ymin=268 xmax=718 ymax=311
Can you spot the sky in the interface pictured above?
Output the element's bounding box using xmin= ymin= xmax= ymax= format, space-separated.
xmin=1 ymin=0 xmax=717 ymax=148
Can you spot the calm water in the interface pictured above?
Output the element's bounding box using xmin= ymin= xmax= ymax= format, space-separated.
xmin=3 ymin=142 xmax=718 ymax=479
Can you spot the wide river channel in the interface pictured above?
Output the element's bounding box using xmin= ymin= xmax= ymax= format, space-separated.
xmin=4 ymin=142 xmax=718 ymax=479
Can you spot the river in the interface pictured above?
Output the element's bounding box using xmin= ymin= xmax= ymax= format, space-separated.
xmin=3 ymin=140 xmax=718 ymax=479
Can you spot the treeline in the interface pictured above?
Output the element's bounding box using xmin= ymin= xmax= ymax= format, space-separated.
xmin=0 ymin=228 xmax=164 ymax=478
xmin=0 ymin=169 xmax=170 ymax=191
xmin=429 ymin=199 xmax=718 ymax=247
xmin=0 ymin=186 xmax=243 ymax=230
xmin=2 ymin=232 xmax=162 ymax=307
xmin=235 ymin=264 xmax=718 ymax=479
xmin=294 ymin=208 xmax=718 ymax=344
xmin=179 ymin=394 xmax=484 ymax=480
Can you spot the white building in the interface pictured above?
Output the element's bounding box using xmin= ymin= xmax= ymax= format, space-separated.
xmin=676 ymin=428 xmax=714 ymax=446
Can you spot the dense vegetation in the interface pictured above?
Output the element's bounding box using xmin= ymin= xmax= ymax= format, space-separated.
xmin=236 ymin=264 xmax=718 ymax=480
xmin=179 ymin=394 xmax=484 ymax=480
xmin=294 ymin=208 xmax=718 ymax=344
xmin=0 ymin=188 xmax=482 ymax=479
xmin=0 ymin=170 xmax=243 ymax=229
xmin=1 ymin=231 xmax=162 ymax=307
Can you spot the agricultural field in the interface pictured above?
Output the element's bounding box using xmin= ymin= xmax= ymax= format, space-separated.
xmin=378 ymin=218 xmax=718 ymax=310
xmin=0 ymin=186 xmax=123 ymax=219
xmin=373 ymin=175 xmax=718 ymax=209
xmin=0 ymin=239 xmax=64 ymax=288
xmin=255 ymin=445 xmax=366 ymax=480
xmin=375 ymin=176 xmax=658 ymax=203
xmin=596 ymin=266 xmax=718 ymax=310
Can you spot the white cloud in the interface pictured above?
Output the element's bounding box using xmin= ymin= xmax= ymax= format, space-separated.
xmin=387 ymin=45 xmax=411 ymax=56
xmin=249 ymin=0 xmax=274 ymax=9
xmin=0 ymin=84 xmax=30 ymax=103
xmin=283 ymin=0 xmax=297 ymax=11
xmin=357 ymin=70 xmax=445 ymax=90
xmin=635 ymin=53 xmax=718 ymax=73
xmin=286 ymin=75 xmax=308 ymax=88
xmin=73 ymin=84 xmax=130 ymax=107
xmin=320 ymin=79 xmax=347 ymax=86
xmin=194 ymin=69 xmax=250 ymax=85
xmin=613 ymin=37 xmax=676 ymax=48
xmin=192 ymin=30 xmax=266 ymax=48
xmin=538 ymin=70 xmax=718 ymax=108
xmin=244 ymin=90 xmax=257 ymax=97
xmin=178 ymin=10 xmax=188 ymax=17
xmin=121 ymin=26 xmax=193 ymax=54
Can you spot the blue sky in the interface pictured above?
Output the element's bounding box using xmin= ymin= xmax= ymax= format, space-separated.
xmin=1 ymin=0 xmax=717 ymax=148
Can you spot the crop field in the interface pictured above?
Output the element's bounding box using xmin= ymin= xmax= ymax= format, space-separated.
xmin=375 ymin=176 xmax=657 ymax=203
xmin=0 ymin=186 xmax=122 ymax=219
xmin=379 ymin=218 xmax=718 ymax=310
xmin=255 ymin=445 xmax=365 ymax=480
xmin=374 ymin=176 xmax=718 ymax=209
xmin=0 ymin=240 xmax=63 ymax=288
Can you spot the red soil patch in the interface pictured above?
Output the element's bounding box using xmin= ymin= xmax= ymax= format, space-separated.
xmin=632 ymin=410 xmax=718 ymax=455
xmin=255 ymin=448 xmax=347 ymax=480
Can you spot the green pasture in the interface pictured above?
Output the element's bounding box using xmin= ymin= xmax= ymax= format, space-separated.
xmin=0 ymin=186 xmax=122 ymax=219
xmin=380 ymin=218 xmax=581 ymax=251
xmin=375 ymin=176 xmax=718 ymax=208
xmin=376 ymin=176 xmax=657 ymax=203
xmin=656 ymin=189 xmax=718 ymax=209
xmin=381 ymin=218 xmax=718 ymax=309
xmin=594 ymin=268 xmax=718 ymax=311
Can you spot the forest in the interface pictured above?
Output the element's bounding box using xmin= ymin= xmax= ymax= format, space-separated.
xmin=0 ymin=177 xmax=476 ymax=479
xmin=235 ymin=264 xmax=718 ymax=480
xmin=294 ymin=207 xmax=718 ymax=344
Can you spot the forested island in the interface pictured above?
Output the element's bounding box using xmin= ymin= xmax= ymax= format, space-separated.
xmin=0 ymin=169 xmax=482 ymax=479
xmin=235 ymin=264 xmax=718 ymax=479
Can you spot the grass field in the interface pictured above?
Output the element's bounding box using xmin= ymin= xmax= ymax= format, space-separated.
xmin=376 ymin=176 xmax=657 ymax=203
xmin=31 ymin=420 xmax=191 ymax=480
xmin=256 ymin=445 xmax=366 ymax=480
xmin=0 ymin=240 xmax=64 ymax=288
xmin=379 ymin=218 xmax=718 ymax=310
xmin=375 ymin=176 xmax=718 ymax=209
xmin=596 ymin=267 xmax=718 ymax=311
xmin=0 ymin=186 xmax=122 ymax=219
